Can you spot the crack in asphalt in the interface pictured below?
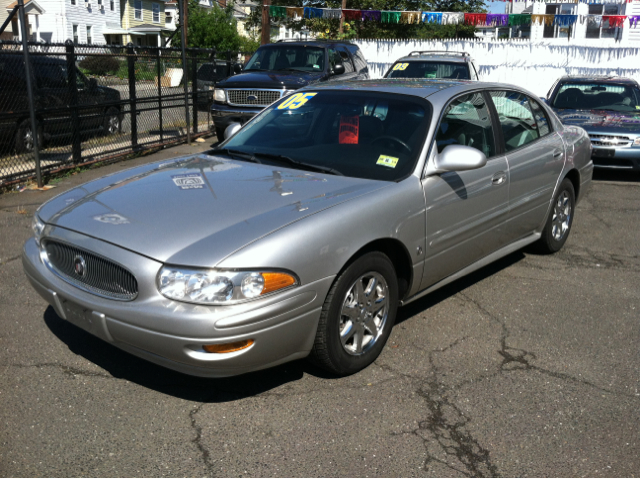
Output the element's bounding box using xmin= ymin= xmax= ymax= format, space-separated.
xmin=189 ymin=403 xmax=217 ymax=476
xmin=11 ymin=362 xmax=113 ymax=379
xmin=457 ymin=291 xmax=639 ymax=400
xmin=378 ymin=338 xmax=501 ymax=478
xmin=0 ymin=255 xmax=21 ymax=267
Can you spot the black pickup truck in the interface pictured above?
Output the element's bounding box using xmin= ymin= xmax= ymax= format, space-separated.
xmin=210 ymin=40 xmax=369 ymax=142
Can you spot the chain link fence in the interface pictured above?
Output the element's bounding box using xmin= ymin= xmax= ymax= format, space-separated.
xmin=0 ymin=41 xmax=255 ymax=187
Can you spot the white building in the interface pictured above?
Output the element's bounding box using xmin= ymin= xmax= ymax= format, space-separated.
xmin=493 ymin=0 xmax=640 ymax=43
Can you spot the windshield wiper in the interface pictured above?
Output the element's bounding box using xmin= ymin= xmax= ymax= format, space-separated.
xmin=210 ymin=148 xmax=262 ymax=164
xmin=252 ymin=152 xmax=343 ymax=176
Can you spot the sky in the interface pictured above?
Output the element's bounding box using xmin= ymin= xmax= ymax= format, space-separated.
xmin=486 ymin=1 xmax=508 ymax=14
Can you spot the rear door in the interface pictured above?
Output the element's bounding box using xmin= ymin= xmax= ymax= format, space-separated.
xmin=420 ymin=90 xmax=510 ymax=289
xmin=487 ymin=90 xmax=565 ymax=240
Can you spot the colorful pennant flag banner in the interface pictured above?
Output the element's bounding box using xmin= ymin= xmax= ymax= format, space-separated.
xmin=267 ymin=5 xmax=640 ymax=28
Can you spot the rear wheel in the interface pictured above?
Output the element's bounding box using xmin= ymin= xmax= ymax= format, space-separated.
xmin=15 ymin=119 xmax=43 ymax=153
xmin=104 ymin=107 xmax=121 ymax=135
xmin=310 ymin=252 xmax=398 ymax=376
xmin=535 ymin=178 xmax=575 ymax=254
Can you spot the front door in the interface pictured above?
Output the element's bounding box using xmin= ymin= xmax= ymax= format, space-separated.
xmin=420 ymin=91 xmax=510 ymax=289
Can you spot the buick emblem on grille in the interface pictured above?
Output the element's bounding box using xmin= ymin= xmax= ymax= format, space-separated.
xmin=247 ymin=95 xmax=258 ymax=101
xmin=74 ymin=255 xmax=86 ymax=277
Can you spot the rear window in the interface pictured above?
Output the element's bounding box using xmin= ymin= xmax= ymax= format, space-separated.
xmin=552 ymin=82 xmax=640 ymax=112
xmin=386 ymin=61 xmax=470 ymax=80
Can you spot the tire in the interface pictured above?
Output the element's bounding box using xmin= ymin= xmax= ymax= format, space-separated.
xmin=104 ymin=107 xmax=121 ymax=136
xmin=15 ymin=119 xmax=43 ymax=153
xmin=310 ymin=252 xmax=398 ymax=376
xmin=215 ymin=127 xmax=225 ymax=143
xmin=535 ymin=178 xmax=575 ymax=254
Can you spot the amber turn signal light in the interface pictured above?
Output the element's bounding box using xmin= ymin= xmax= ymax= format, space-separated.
xmin=203 ymin=339 xmax=254 ymax=354
xmin=261 ymin=272 xmax=296 ymax=295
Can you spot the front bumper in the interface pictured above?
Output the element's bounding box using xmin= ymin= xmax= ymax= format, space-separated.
xmin=591 ymin=147 xmax=640 ymax=171
xmin=22 ymin=230 xmax=334 ymax=377
xmin=210 ymin=103 xmax=263 ymax=131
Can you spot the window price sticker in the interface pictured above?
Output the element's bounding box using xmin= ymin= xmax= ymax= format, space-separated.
xmin=277 ymin=92 xmax=317 ymax=110
xmin=377 ymin=155 xmax=399 ymax=168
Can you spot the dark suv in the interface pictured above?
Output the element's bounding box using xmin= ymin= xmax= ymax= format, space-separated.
xmin=0 ymin=54 xmax=123 ymax=153
xmin=210 ymin=40 xmax=369 ymax=141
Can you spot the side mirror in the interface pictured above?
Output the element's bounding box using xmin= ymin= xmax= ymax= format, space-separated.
xmin=89 ymin=78 xmax=98 ymax=90
xmin=233 ymin=63 xmax=243 ymax=74
xmin=428 ymin=144 xmax=487 ymax=176
xmin=332 ymin=64 xmax=345 ymax=76
xmin=224 ymin=122 xmax=242 ymax=139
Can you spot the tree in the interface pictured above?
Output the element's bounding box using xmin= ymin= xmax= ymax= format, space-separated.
xmin=244 ymin=0 xmax=486 ymax=40
xmin=175 ymin=0 xmax=244 ymax=51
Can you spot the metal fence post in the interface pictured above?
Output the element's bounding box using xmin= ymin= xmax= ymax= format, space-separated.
xmin=192 ymin=55 xmax=198 ymax=134
xmin=127 ymin=43 xmax=138 ymax=149
xmin=65 ymin=40 xmax=81 ymax=164
xmin=177 ymin=0 xmax=190 ymax=144
xmin=18 ymin=0 xmax=42 ymax=186
xmin=156 ymin=47 xmax=163 ymax=143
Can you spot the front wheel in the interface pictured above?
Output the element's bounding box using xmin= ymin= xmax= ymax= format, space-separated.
xmin=310 ymin=252 xmax=398 ymax=376
xmin=535 ymin=178 xmax=575 ymax=254
xmin=215 ymin=127 xmax=225 ymax=143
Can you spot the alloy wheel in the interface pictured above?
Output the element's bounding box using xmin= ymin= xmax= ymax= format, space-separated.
xmin=551 ymin=190 xmax=572 ymax=241
xmin=339 ymin=271 xmax=389 ymax=355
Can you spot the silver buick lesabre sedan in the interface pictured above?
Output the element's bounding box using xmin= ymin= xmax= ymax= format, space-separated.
xmin=23 ymin=80 xmax=593 ymax=377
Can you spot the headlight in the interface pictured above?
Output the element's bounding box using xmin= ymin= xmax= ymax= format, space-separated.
xmin=157 ymin=266 xmax=298 ymax=305
xmin=214 ymin=89 xmax=226 ymax=102
xmin=32 ymin=214 xmax=45 ymax=245
xmin=633 ymin=137 xmax=640 ymax=146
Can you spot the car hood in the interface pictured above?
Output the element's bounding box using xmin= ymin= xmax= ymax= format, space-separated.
xmin=216 ymin=71 xmax=325 ymax=90
xmin=554 ymin=109 xmax=640 ymax=134
xmin=38 ymin=154 xmax=387 ymax=266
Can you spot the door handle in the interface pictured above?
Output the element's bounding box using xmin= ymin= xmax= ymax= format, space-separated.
xmin=553 ymin=149 xmax=563 ymax=158
xmin=492 ymin=171 xmax=507 ymax=186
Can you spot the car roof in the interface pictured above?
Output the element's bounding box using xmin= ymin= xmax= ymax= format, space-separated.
xmin=557 ymin=75 xmax=638 ymax=85
xmin=304 ymin=78 xmax=519 ymax=99
xmin=268 ymin=40 xmax=356 ymax=48
xmin=395 ymin=51 xmax=472 ymax=64
xmin=0 ymin=54 xmax=65 ymax=65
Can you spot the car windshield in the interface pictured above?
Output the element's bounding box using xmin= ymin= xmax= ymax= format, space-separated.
xmin=386 ymin=61 xmax=470 ymax=80
xmin=552 ymin=82 xmax=640 ymax=112
xmin=221 ymin=90 xmax=431 ymax=182
xmin=244 ymin=46 xmax=325 ymax=72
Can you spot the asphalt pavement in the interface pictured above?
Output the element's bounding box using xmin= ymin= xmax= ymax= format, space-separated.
xmin=0 ymin=150 xmax=638 ymax=477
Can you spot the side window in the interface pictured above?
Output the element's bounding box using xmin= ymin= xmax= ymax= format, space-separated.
xmin=337 ymin=48 xmax=355 ymax=74
xmin=489 ymin=91 xmax=540 ymax=152
xmin=328 ymin=48 xmax=342 ymax=71
xmin=435 ymin=92 xmax=495 ymax=158
xmin=528 ymin=97 xmax=551 ymax=137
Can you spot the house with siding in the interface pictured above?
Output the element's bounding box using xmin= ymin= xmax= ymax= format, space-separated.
xmin=120 ymin=0 xmax=174 ymax=46
xmin=2 ymin=0 xmax=46 ymax=41
xmin=499 ymin=0 xmax=640 ymax=43
xmin=3 ymin=0 xmax=123 ymax=44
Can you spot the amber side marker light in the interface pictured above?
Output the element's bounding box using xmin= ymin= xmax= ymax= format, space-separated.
xmin=203 ymin=339 xmax=254 ymax=354
xmin=261 ymin=272 xmax=296 ymax=295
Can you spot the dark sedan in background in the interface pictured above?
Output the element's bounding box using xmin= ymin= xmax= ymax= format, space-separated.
xmin=546 ymin=76 xmax=640 ymax=171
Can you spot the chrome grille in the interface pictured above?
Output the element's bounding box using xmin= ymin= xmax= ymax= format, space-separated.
xmin=226 ymin=89 xmax=284 ymax=107
xmin=589 ymin=134 xmax=632 ymax=148
xmin=43 ymin=240 xmax=138 ymax=301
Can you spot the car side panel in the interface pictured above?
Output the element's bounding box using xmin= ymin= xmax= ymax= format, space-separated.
xmin=504 ymin=131 xmax=566 ymax=240
xmin=420 ymin=154 xmax=510 ymax=289
xmin=216 ymin=177 xmax=428 ymax=299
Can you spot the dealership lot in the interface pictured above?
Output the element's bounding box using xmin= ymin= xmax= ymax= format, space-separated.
xmin=0 ymin=148 xmax=638 ymax=476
